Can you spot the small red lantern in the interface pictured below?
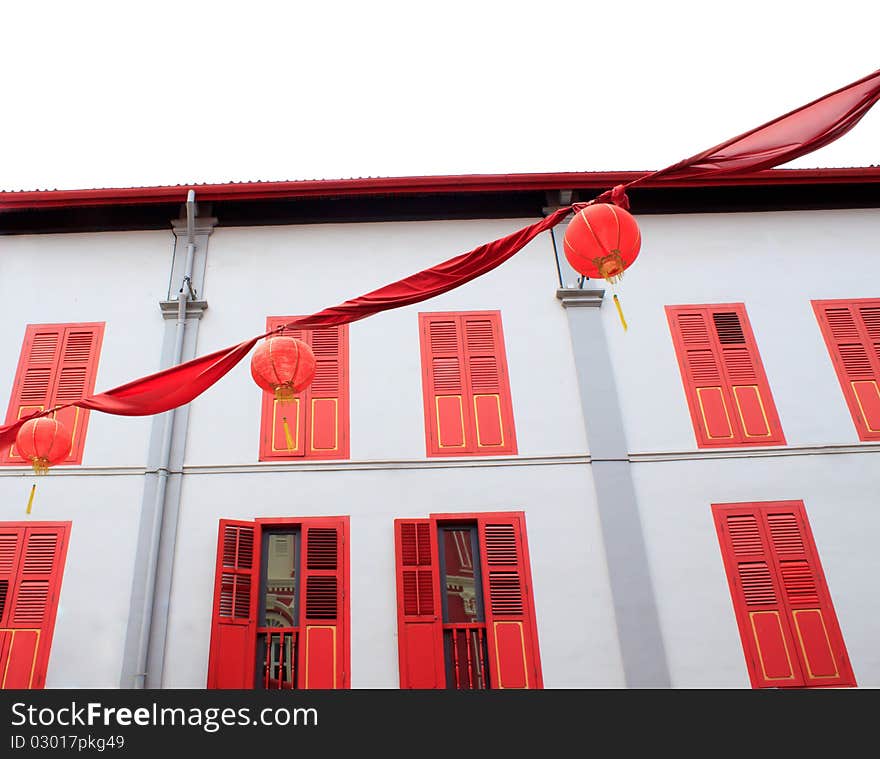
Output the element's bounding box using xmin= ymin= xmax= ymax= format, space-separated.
xmin=250 ymin=335 xmax=316 ymax=402
xmin=563 ymin=203 xmax=641 ymax=284
xmin=15 ymin=417 xmax=72 ymax=475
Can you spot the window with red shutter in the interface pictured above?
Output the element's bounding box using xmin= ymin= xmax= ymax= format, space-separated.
xmin=812 ymin=298 xmax=880 ymax=441
xmin=418 ymin=311 xmax=517 ymax=457
xmin=258 ymin=318 xmax=349 ymax=461
xmin=666 ymin=304 xmax=784 ymax=448
xmin=0 ymin=522 xmax=71 ymax=689
xmin=207 ymin=517 xmax=349 ymax=689
xmin=712 ymin=501 xmax=855 ymax=688
xmin=2 ymin=323 xmax=104 ymax=466
xmin=394 ymin=512 xmax=542 ymax=689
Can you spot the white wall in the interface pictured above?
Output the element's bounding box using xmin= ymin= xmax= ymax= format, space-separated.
xmin=632 ymin=454 xmax=880 ymax=688
xmin=186 ymin=219 xmax=588 ymax=465
xmin=0 ymin=230 xmax=172 ymax=466
xmin=161 ymin=463 xmax=625 ymax=688
xmin=0 ymin=474 xmax=143 ymax=688
xmin=602 ymin=209 xmax=880 ymax=453
xmin=0 ymin=229 xmax=176 ymax=687
xmin=3 ymin=207 xmax=878 ymax=689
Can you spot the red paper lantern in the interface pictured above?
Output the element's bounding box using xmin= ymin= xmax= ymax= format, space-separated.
xmin=15 ymin=417 xmax=72 ymax=475
xmin=563 ymin=203 xmax=641 ymax=283
xmin=250 ymin=335 xmax=317 ymax=402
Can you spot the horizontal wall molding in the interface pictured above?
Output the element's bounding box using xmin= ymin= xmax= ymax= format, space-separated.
xmin=182 ymin=454 xmax=590 ymax=475
xmin=0 ymin=466 xmax=147 ymax=477
xmin=0 ymin=443 xmax=872 ymax=477
xmin=629 ymin=442 xmax=880 ymax=462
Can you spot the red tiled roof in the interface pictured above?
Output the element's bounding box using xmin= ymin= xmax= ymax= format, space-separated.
xmin=1 ymin=168 xmax=879 ymax=211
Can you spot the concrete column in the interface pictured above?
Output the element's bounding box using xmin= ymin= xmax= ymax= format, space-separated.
xmin=557 ymin=287 xmax=671 ymax=687
xmin=120 ymin=213 xmax=215 ymax=688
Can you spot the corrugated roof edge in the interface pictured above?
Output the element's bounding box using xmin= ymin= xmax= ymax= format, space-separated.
xmin=1 ymin=168 xmax=880 ymax=211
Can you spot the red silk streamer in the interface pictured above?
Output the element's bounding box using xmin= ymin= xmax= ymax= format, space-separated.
xmin=279 ymin=204 xmax=574 ymax=331
xmin=597 ymin=67 xmax=880 ymax=202
xmin=1 ymin=67 xmax=878 ymax=453
xmin=0 ymin=207 xmax=573 ymax=451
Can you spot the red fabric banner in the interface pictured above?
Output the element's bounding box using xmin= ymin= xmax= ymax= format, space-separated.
xmin=626 ymin=67 xmax=880 ymax=189
xmin=0 ymin=206 xmax=572 ymax=451
xmin=2 ymin=68 xmax=879 ymax=454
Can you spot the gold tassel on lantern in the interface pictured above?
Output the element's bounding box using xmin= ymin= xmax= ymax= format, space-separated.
xmin=26 ymin=483 xmax=36 ymax=515
xmin=282 ymin=416 xmax=296 ymax=452
xmin=613 ymin=293 xmax=628 ymax=332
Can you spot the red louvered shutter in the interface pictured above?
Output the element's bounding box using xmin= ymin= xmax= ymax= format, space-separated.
xmin=713 ymin=502 xmax=855 ymax=689
xmin=394 ymin=519 xmax=444 ymax=688
xmin=419 ymin=311 xmax=517 ymax=457
xmin=462 ymin=314 xmax=517 ymax=455
xmin=0 ymin=522 xmax=70 ymax=689
xmin=421 ymin=316 xmax=469 ymax=455
xmin=207 ymin=520 xmax=259 ymax=688
xmin=812 ymin=299 xmax=880 ymax=441
xmin=666 ymin=305 xmax=784 ymax=448
xmin=307 ymin=327 xmax=349 ymax=458
xmin=2 ymin=323 xmax=104 ymax=466
xmin=477 ymin=513 xmax=542 ymax=689
xmin=258 ymin=319 xmax=349 ymax=460
xmin=297 ymin=518 xmax=346 ymax=688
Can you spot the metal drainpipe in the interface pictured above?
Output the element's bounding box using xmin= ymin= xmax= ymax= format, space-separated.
xmin=133 ymin=189 xmax=197 ymax=688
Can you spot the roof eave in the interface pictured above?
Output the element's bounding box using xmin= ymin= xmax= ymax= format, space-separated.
xmin=1 ymin=167 xmax=879 ymax=211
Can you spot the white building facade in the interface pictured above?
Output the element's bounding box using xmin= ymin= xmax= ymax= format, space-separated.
xmin=0 ymin=170 xmax=877 ymax=688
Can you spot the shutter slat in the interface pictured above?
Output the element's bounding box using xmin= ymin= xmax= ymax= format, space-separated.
xmin=310 ymin=360 xmax=339 ymax=394
xmin=469 ymin=357 xmax=499 ymax=393
xmin=677 ymin=313 xmax=711 ymax=344
xmin=721 ymin=348 xmax=758 ymax=382
xmin=54 ymin=367 xmax=88 ymax=402
xmin=826 ymin=308 xmax=860 ymax=342
xmin=429 ymin=322 xmax=458 ymax=353
xmin=19 ymin=369 xmax=52 ymax=403
xmin=21 ymin=534 xmax=58 ymax=574
xmin=727 ymin=515 xmax=763 ymax=556
xmin=767 ymin=513 xmax=806 ymax=555
xmin=310 ymin=328 xmax=340 ymax=356
xmin=860 ymin=307 xmax=880 ymax=340
xmin=0 ymin=533 xmax=21 ymax=574
xmin=432 ymin=357 xmax=462 ymax=392
xmin=779 ymin=561 xmax=819 ymax=606
xmin=686 ymin=350 xmax=722 ymax=383
xmin=12 ymin=581 xmax=49 ymax=625
xmin=27 ymin=333 xmax=60 ymax=364
xmin=713 ymin=311 xmax=746 ymax=344
xmin=305 ymin=576 xmax=337 ymax=618
xmin=306 ymin=528 xmax=338 ymax=570
xmin=464 ymin=320 xmax=494 ymax=353
xmin=737 ymin=562 xmax=777 ymax=606
xmin=61 ymin=332 xmax=95 ymax=364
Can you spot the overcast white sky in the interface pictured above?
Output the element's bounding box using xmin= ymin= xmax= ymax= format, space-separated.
xmin=2 ymin=1 xmax=879 ymax=192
